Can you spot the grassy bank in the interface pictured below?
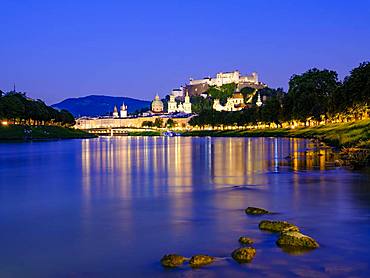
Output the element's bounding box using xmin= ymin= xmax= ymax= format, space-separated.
xmin=0 ymin=125 xmax=96 ymax=141
xmin=183 ymin=119 xmax=370 ymax=149
xmin=127 ymin=131 xmax=161 ymax=136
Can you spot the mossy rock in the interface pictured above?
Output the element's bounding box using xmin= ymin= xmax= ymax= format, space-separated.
xmin=277 ymin=231 xmax=319 ymax=249
xmin=259 ymin=220 xmax=299 ymax=233
xmin=189 ymin=255 xmax=214 ymax=268
xmin=160 ymin=254 xmax=186 ymax=268
xmin=245 ymin=207 xmax=270 ymax=215
xmin=231 ymin=247 xmax=256 ymax=263
xmin=238 ymin=236 xmax=254 ymax=245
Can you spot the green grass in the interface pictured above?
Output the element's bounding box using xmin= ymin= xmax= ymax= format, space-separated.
xmin=182 ymin=119 xmax=370 ymax=149
xmin=127 ymin=131 xmax=161 ymax=136
xmin=0 ymin=125 xmax=96 ymax=141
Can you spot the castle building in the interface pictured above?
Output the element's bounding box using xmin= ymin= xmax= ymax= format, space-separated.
xmin=171 ymin=87 xmax=184 ymax=98
xmin=168 ymin=92 xmax=192 ymax=114
xmin=185 ymin=70 xmax=266 ymax=96
xmin=120 ymin=102 xmax=128 ymax=118
xmin=213 ymin=89 xmax=246 ymax=112
xmin=151 ymin=94 xmax=164 ymax=113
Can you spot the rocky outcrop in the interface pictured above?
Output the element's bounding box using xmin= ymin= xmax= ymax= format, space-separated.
xmin=189 ymin=255 xmax=214 ymax=268
xmin=259 ymin=220 xmax=299 ymax=233
xmin=277 ymin=231 xmax=319 ymax=249
xmin=238 ymin=236 xmax=254 ymax=245
xmin=231 ymin=247 xmax=256 ymax=263
xmin=245 ymin=207 xmax=270 ymax=215
xmin=160 ymin=254 xmax=187 ymax=268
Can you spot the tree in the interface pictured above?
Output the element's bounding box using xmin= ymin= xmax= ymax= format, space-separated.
xmin=287 ymin=68 xmax=339 ymax=124
xmin=142 ymin=121 xmax=154 ymax=127
xmin=340 ymin=62 xmax=370 ymax=118
xmin=166 ymin=118 xmax=177 ymax=128
xmin=154 ymin=118 xmax=163 ymax=128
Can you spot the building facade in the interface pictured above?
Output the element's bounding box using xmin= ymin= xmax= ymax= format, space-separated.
xmin=185 ymin=70 xmax=266 ymax=96
xmin=168 ymin=93 xmax=192 ymax=114
xmin=213 ymin=91 xmax=246 ymax=112
xmin=75 ymin=116 xmax=192 ymax=130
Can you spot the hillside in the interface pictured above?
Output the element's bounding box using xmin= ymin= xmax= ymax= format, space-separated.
xmin=52 ymin=95 xmax=151 ymax=117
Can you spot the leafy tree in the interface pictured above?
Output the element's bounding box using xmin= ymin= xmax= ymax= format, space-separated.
xmin=142 ymin=121 xmax=154 ymax=127
xmin=154 ymin=118 xmax=163 ymax=128
xmin=166 ymin=118 xmax=177 ymax=128
xmin=340 ymin=62 xmax=370 ymax=118
xmin=287 ymin=68 xmax=339 ymax=124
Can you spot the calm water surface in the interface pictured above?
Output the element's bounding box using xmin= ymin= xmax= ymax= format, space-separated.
xmin=0 ymin=137 xmax=369 ymax=277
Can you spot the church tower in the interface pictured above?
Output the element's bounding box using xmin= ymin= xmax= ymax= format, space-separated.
xmin=183 ymin=92 xmax=192 ymax=114
xmin=120 ymin=102 xmax=128 ymax=118
xmin=113 ymin=105 xmax=119 ymax=118
xmin=168 ymin=94 xmax=178 ymax=113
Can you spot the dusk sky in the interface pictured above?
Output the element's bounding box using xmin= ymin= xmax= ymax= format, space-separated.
xmin=1 ymin=0 xmax=369 ymax=104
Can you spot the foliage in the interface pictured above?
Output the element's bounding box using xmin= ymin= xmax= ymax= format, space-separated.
xmin=0 ymin=92 xmax=75 ymax=126
xmin=154 ymin=117 xmax=164 ymax=128
xmin=207 ymin=83 xmax=236 ymax=104
xmin=166 ymin=118 xmax=176 ymax=128
xmin=190 ymin=96 xmax=213 ymax=113
xmin=142 ymin=120 xmax=154 ymax=127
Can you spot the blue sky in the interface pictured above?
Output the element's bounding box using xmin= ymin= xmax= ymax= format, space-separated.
xmin=0 ymin=0 xmax=369 ymax=104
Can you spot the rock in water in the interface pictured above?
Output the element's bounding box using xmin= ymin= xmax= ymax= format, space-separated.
xmin=259 ymin=220 xmax=300 ymax=233
xmin=231 ymin=247 xmax=256 ymax=263
xmin=160 ymin=254 xmax=186 ymax=268
xmin=245 ymin=207 xmax=270 ymax=215
xmin=189 ymin=255 xmax=214 ymax=268
xmin=238 ymin=236 xmax=254 ymax=245
xmin=277 ymin=231 xmax=319 ymax=249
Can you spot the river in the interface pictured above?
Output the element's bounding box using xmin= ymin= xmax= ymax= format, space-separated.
xmin=0 ymin=137 xmax=369 ymax=277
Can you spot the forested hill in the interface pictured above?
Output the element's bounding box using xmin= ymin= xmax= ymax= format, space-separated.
xmin=52 ymin=95 xmax=151 ymax=117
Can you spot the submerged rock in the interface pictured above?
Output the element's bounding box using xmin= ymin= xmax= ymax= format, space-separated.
xmin=231 ymin=247 xmax=256 ymax=263
xmin=259 ymin=220 xmax=299 ymax=233
xmin=160 ymin=254 xmax=186 ymax=268
xmin=277 ymin=231 xmax=319 ymax=249
xmin=245 ymin=207 xmax=270 ymax=215
xmin=238 ymin=236 xmax=254 ymax=245
xmin=189 ymin=255 xmax=214 ymax=268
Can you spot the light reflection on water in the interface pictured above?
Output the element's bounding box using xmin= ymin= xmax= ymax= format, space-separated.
xmin=0 ymin=137 xmax=369 ymax=277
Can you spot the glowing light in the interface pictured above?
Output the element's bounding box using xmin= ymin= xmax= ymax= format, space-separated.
xmin=1 ymin=121 xmax=8 ymax=126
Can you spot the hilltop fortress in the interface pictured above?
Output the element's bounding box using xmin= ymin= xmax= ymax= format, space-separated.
xmin=185 ymin=70 xmax=266 ymax=96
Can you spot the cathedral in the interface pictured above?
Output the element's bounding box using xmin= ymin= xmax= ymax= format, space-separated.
xmin=168 ymin=92 xmax=192 ymax=114
xmin=113 ymin=102 xmax=128 ymax=118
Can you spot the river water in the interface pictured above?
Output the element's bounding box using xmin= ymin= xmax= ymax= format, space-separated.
xmin=0 ymin=137 xmax=369 ymax=277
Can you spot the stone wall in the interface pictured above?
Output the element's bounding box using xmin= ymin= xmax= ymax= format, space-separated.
xmin=75 ymin=116 xmax=192 ymax=129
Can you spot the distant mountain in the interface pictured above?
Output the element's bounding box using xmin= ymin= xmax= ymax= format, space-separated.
xmin=52 ymin=95 xmax=151 ymax=117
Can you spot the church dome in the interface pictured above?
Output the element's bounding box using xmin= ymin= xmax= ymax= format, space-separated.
xmin=151 ymin=94 xmax=164 ymax=113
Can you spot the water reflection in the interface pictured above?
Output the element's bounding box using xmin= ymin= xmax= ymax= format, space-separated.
xmin=0 ymin=137 xmax=370 ymax=277
xmin=81 ymin=137 xmax=337 ymax=195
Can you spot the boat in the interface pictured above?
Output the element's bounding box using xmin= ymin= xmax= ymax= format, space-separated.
xmin=163 ymin=131 xmax=181 ymax=137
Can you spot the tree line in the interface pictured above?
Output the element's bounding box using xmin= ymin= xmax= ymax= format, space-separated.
xmin=189 ymin=62 xmax=370 ymax=128
xmin=0 ymin=91 xmax=75 ymax=126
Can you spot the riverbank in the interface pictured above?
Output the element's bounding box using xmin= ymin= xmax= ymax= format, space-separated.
xmin=0 ymin=125 xmax=96 ymax=141
xmin=182 ymin=119 xmax=370 ymax=149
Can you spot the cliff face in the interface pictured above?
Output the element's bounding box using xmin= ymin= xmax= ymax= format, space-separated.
xmin=52 ymin=95 xmax=151 ymax=117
